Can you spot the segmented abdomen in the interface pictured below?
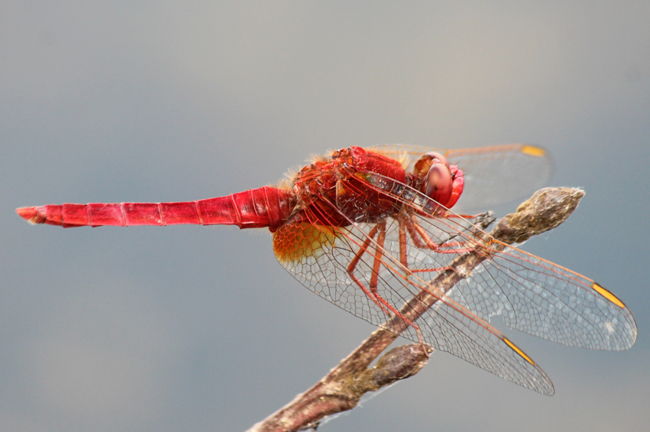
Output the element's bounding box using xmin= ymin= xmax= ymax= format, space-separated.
xmin=16 ymin=186 xmax=296 ymax=230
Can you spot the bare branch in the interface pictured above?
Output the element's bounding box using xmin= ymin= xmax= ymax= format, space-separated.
xmin=248 ymin=187 xmax=584 ymax=432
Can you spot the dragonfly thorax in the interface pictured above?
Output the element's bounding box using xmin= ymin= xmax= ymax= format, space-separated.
xmin=290 ymin=147 xmax=408 ymax=226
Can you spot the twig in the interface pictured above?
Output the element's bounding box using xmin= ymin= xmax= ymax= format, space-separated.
xmin=247 ymin=187 xmax=584 ymax=432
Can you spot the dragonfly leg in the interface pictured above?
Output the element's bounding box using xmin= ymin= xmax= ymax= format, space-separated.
xmin=346 ymin=223 xmax=391 ymax=317
xmin=402 ymin=215 xmax=474 ymax=276
xmin=453 ymin=211 xmax=496 ymax=231
xmin=397 ymin=210 xmax=447 ymax=275
xmin=406 ymin=214 xmax=476 ymax=255
xmin=397 ymin=214 xmax=411 ymax=274
xmin=347 ymin=224 xmax=380 ymax=282
xmin=368 ymin=222 xmax=386 ymax=290
xmin=346 ymin=221 xmax=427 ymax=351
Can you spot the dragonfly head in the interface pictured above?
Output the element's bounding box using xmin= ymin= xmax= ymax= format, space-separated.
xmin=413 ymin=152 xmax=464 ymax=210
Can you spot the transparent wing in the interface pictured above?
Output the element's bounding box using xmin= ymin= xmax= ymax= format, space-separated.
xmin=362 ymin=170 xmax=637 ymax=351
xmin=449 ymin=249 xmax=637 ymax=351
xmin=369 ymin=143 xmax=554 ymax=214
xmin=273 ymin=170 xmax=636 ymax=394
xmin=272 ymin=202 xmax=555 ymax=394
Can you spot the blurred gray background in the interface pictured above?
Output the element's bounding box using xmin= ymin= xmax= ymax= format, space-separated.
xmin=2 ymin=1 xmax=649 ymax=431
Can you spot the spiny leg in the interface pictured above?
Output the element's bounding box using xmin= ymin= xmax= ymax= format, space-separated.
xmin=368 ymin=221 xmax=386 ymax=291
xmin=397 ymin=212 xmax=410 ymax=273
xmin=402 ymin=214 xmax=474 ymax=276
xmin=346 ymin=221 xmax=427 ymax=350
xmin=406 ymin=214 xmax=477 ymax=255
xmin=346 ymin=224 xmax=392 ymax=317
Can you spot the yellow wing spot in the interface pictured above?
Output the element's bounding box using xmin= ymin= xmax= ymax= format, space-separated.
xmin=503 ymin=337 xmax=536 ymax=366
xmin=273 ymin=222 xmax=340 ymax=263
xmin=520 ymin=145 xmax=546 ymax=157
xmin=592 ymin=282 xmax=626 ymax=308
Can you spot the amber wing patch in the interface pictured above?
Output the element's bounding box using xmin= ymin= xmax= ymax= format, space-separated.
xmin=273 ymin=221 xmax=341 ymax=264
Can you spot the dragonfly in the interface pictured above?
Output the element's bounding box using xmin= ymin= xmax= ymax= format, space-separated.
xmin=16 ymin=144 xmax=637 ymax=395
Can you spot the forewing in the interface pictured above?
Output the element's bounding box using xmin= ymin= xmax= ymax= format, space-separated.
xmin=362 ymin=170 xmax=637 ymax=351
xmin=370 ymin=143 xmax=553 ymax=213
xmin=272 ymin=203 xmax=555 ymax=394
xmin=447 ymin=247 xmax=637 ymax=351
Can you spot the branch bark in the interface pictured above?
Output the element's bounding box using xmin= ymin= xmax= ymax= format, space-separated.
xmin=247 ymin=187 xmax=584 ymax=432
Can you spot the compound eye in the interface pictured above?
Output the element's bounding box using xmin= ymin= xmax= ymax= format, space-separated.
xmin=413 ymin=152 xmax=450 ymax=178
xmin=423 ymin=152 xmax=449 ymax=168
xmin=424 ymin=163 xmax=453 ymax=206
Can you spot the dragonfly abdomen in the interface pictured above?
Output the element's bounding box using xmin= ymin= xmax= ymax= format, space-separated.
xmin=16 ymin=186 xmax=297 ymax=230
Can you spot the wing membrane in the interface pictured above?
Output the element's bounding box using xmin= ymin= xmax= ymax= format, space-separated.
xmin=273 ymin=198 xmax=555 ymax=394
xmin=361 ymin=170 xmax=637 ymax=350
xmin=449 ymin=248 xmax=637 ymax=351
xmin=370 ymin=143 xmax=553 ymax=213
xmin=272 ymin=162 xmax=635 ymax=395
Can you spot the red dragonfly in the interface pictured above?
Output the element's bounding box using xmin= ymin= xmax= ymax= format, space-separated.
xmin=16 ymin=144 xmax=636 ymax=395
